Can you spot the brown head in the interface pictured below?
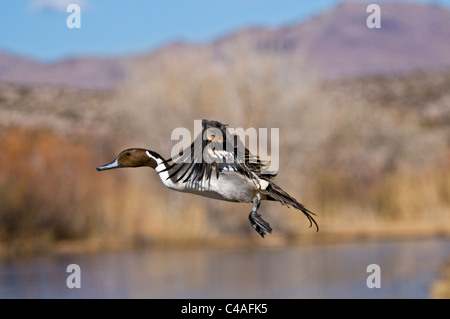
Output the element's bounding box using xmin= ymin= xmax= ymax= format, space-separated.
xmin=96 ymin=148 xmax=162 ymax=171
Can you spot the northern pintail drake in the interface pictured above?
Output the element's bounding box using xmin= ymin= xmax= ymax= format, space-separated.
xmin=97 ymin=120 xmax=318 ymax=237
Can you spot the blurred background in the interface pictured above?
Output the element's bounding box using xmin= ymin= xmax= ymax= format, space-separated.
xmin=0 ymin=0 xmax=450 ymax=298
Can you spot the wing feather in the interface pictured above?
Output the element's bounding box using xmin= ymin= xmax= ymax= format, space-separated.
xmin=164 ymin=119 xmax=270 ymax=184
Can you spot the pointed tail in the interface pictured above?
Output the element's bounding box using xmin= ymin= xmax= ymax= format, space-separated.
xmin=263 ymin=181 xmax=319 ymax=231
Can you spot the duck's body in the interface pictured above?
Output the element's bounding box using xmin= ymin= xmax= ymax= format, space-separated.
xmin=97 ymin=120 xmax=318 ymax=237
xmin=168 ymin=171 xmax=259 ymax=203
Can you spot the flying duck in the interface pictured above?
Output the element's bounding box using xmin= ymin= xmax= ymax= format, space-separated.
xmin=97 ymin=120 xmax=318 ymax=237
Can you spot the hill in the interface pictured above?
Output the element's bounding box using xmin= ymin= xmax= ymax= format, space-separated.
xmin=1 ymin=2 xmax=450 ymax=88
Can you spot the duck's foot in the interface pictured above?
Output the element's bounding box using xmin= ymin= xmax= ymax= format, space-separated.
xmin=249 ymin=211 xmax=272 ymax=238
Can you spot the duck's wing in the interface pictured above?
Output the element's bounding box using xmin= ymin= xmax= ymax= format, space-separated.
xmin=163 ymin=119 xmax=269 ymax=183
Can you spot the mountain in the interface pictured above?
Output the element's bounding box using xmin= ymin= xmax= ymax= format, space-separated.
xmin=213 ymin=1 xmax=450 ymax=77
xmin=0 ymin=53 xmax=128 ymax=89
xmin=0 ymin=1 xmax=449 ymax=89
xmin=297 ymin=1 xmax=450 ymax=77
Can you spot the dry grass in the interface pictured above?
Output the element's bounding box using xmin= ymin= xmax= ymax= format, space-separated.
xmin=0 ymin=126 xmax=218 ymax=256
xmin=311 ymin=164 xmax=450 ymax=230
xmin=1 ymin=122 xmax=449 ymax=257
xmin=1 ymin=52 xmax=450 ymax=256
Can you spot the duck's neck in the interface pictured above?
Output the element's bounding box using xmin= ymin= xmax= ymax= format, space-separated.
xmin=145 ymin=150 xmax=166 ymax=172
xmin=145 ymin=150 xmax=177 ymax=189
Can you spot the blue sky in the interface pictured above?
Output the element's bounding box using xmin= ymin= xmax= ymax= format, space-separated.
xmin=1 ymin=0 xmax=449 ymax=62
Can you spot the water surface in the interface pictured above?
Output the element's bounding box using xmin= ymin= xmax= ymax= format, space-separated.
xmin=1 ymin=237 xmax=449 ymax=298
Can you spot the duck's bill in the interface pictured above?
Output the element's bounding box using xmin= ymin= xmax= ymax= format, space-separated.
xmin=96 ymin=158 xmax=121 ymax=171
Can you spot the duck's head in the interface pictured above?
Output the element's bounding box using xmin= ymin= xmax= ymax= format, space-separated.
xmin=96 ymin=148 xmax=160 ymax=171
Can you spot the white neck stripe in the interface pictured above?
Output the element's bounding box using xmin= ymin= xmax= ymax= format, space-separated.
xmin=146 ymin=150 xmax=176 ymax=189
xmin=146 ymin=150 xmax=164 ymax=172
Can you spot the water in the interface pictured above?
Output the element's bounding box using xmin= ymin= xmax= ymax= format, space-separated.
xmin=1 ymin=237 xmax=449 ymax=298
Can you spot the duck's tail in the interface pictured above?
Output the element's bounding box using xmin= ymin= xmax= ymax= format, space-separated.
xmin=262 ymin=181 xmax=319 ymax=231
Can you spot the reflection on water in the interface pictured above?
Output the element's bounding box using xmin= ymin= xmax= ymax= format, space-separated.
xmin=1 ymin=237 xmax=449 ymax=298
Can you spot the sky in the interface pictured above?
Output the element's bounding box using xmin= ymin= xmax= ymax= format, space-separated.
xmin=1 ymin=0 xmax=450 ymax=63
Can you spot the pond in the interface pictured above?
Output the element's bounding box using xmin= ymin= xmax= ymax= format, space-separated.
xmin=1 ymin=237 xmax=449 ymax=298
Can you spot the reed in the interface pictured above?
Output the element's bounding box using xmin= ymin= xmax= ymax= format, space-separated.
xmin=1 ymin=55 xmax=450 ymax=255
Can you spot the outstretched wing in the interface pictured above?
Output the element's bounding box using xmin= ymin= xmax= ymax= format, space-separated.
xmin=162 ymin=119 xmax=269 ymax=183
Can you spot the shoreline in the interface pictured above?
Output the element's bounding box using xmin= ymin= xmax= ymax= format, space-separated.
xmin=2 ymin=219 xmax=450 ymax=259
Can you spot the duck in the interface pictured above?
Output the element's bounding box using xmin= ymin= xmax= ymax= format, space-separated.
xmin=97 ymin=119 xmax=318 ymax=237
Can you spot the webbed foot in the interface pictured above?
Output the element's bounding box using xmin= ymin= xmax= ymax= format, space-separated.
xmin=249 ymin=211 xmax=272 ymax=238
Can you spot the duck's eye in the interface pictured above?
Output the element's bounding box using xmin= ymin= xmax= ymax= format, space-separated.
xmin=126 ymin=152 xmax=131 ymax=156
